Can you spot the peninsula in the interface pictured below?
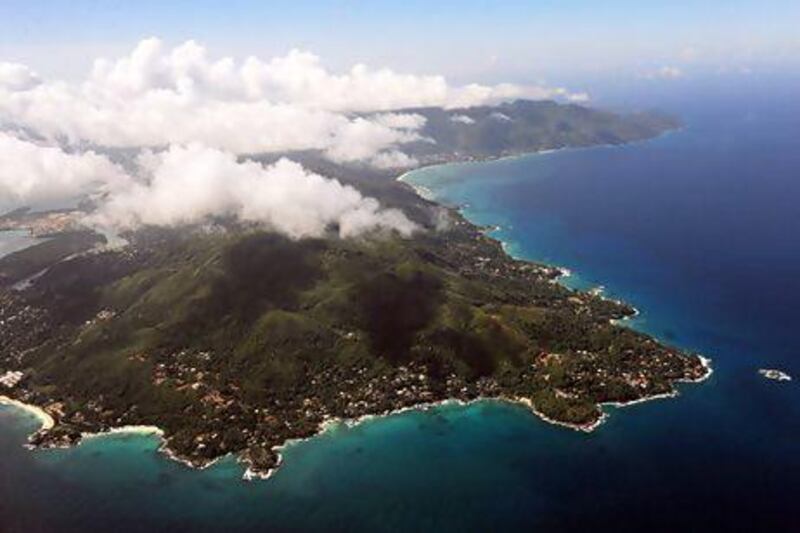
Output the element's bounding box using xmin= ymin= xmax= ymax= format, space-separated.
xmin=0 ymin=100 xmax=709 ymax=478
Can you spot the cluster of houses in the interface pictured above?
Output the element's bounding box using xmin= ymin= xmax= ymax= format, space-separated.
xmin=0 ymin=370 xmax=23 ymax=388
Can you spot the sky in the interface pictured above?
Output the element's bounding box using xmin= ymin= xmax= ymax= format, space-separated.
xmin=0 ymin=0 xmax=798 ymax=85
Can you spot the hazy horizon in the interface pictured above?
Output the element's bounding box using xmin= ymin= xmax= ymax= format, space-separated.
xmin=1 ymin=1 xmax=797 ymax=88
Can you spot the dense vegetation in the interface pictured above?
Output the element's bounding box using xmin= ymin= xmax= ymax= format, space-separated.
xmin=381 ymin=99 xmax=679 ymax=161
xmin=0 ymin=100 xmax=705 ymax=476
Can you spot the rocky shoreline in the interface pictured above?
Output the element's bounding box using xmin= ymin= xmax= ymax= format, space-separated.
xmin=2 ymin=351 xmax=712 ymax=479
xmin=0 ymin=131 xmax=712 ymax=480
xmin=3 ymin=358 xmax=712 ymax=481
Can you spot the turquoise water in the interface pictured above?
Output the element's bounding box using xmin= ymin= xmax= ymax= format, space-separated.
xmin=1 ymin=390 xmax=740 ymax=532
xmin=2 ymin=79 xmax=799 ymax=531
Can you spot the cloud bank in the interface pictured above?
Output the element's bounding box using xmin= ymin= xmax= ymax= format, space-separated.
xmin=0 ymin=132 xmax=416 ymax=239
xmin=89 ymin=144 xmax=417 ymax=239
xmin=0 ymin=38 xmax=587 ymax=239
xmin=0 ymin=38 xmax=586 ymax=159
xmin=0 ymin=131 xmax=127 ymax=207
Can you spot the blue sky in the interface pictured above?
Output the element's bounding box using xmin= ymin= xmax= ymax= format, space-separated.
xmin=1 ymin=0 xmax=798 ymax=84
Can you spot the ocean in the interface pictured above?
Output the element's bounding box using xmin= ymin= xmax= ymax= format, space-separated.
xmin=0 ymin=230 xmax=41 ymax=258
xmin=2 ymin=76 xmax=799 ymax=531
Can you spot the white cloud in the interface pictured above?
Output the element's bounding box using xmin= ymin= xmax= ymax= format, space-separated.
xmin=0 ymin=63 xmax=41 ymax=92
xmin=1 ymin=81 xmax=419 ymax=159
xmin=322 ymin=116 xmax=420 ymax=163
xmin=371 ymin=112 xmax=427 ymax=130
xmin=490 ymin=112 xmax=512 ymax=121
xmin=89 ymin=144 xmax=417 ymax=238
xmin=228 ymin=48 xmax=581 ymax=111
xmin=643 ymin=65 xmax=684 ymax=80
xmin=0 ymin=38 xmax=588 ymax=239
xmin=566 ymin=92 xmax=590 ymax=103
xmin=0 ymin=38 xmax=586 ymax=161
xmin=1 ymin=132 xmax=417 ymax=238
xmin=368 ymin=150 xmax=418 ymax=169
xmin=450 ymin=114 xmax=475 ymax=125
xmin=0 ymin=41 xmax=425 ymax=162
xmin=0 ymin=131 xmax=127 ymax=208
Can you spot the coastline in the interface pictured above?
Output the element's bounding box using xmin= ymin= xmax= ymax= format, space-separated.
xmin=241 ymin=353 xmax=714 ymax=481
xmin=241 ymin=395 xmax=600 ymax=481
xmin=395 ymin=144 xmax=716 ymax=415
xmin=0 ymin=129 xmax=712 ymax=482
xmin=395 ymin=125 xmax=683 ymax=195
xmin=400 ymin=150 xmax=649 ymax=326
xmin=398 ymin=139 xmax=717 ymax=346
xmin=0 ymin=395 xmax=55 ymax=430
xmin=81 ymin=425 xmax=164 ymax=439
xmin=0 ymin=397 xmax=227 ymax=471
xmin=1 ymin=349 xmax=712 ymax=482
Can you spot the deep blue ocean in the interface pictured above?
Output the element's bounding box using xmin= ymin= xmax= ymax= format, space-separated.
xmin=2 ymin=76 xmax=799 ymax=532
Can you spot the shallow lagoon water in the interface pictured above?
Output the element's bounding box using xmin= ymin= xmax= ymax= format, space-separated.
xmin=2 ymin=81 xmax=799 ymax=531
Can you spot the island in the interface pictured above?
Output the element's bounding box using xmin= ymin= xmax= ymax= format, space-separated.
xmin=0 ymin=99 xmax=709 ymax=479
xmin=758 ymin=369 xmax=792 ymax=381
